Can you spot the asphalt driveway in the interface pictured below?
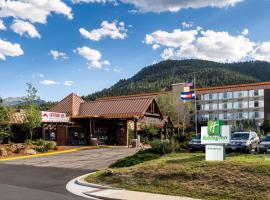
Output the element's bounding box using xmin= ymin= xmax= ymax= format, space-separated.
xmin=0 ymin=147 xmax=137 ymax=200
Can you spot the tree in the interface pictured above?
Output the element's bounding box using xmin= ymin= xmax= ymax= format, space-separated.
xmin=23 ymin=83 xmax=42 ymax=139
xmin=24 ymin=104 xmax=41 ymax=139
xmin=0 ymin=104 xmax=13 ymax=143
xmin=262 ymin=115 xmax=270 ymax=134
xmin=25 ymin=82 xmax=40 ymax=103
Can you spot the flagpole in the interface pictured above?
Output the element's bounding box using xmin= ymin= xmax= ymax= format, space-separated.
xmin=194 ymin=73 xmax=198 ymax=137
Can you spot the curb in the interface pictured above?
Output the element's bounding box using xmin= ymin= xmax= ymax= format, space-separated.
xmin=75 ymin=172 xmax=117 ymax=190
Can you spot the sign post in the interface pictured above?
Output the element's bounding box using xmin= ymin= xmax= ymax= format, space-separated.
xmin=201 ymin=121 xmax=231 ymax=161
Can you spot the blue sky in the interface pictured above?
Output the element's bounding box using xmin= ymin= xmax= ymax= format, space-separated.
xmin=0 ymin=0 xmax=270 ymax=101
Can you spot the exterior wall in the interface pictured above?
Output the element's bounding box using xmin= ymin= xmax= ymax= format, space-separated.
xmin=264 ymin=89 xmax=270 ymax=118
xmin=197 ymin=89 xmax=265 ymax=126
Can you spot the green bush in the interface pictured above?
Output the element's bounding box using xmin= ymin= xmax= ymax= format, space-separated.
xmin=35 ymin=139 xmax=46 ymax=146
xmin=44 ymin=141 xmax=57 ymax=150
xmin=150 ymin=139 xmax=176 ymax=154
xmin=109 ymin=149 xmax=160 ymax=168
xmin=24 ymin=139 xmax=34 ymax=145
xmin=35 ymin=145 xmax=47 ymax=153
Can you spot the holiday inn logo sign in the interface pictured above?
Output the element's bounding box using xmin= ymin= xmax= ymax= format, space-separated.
xmin=201 ymin=121 xmax=230 ymax=144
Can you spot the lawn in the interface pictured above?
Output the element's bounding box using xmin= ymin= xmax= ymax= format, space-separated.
xmin=85 ymin=152 xmax=270 ymax=200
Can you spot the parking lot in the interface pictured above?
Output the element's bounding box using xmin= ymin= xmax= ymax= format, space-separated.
xmin=0 ymin=147 xmax=137 ymax=200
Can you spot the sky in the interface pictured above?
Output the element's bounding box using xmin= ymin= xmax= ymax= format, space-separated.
xmin=0 ymin=0 xmax=270 ymax=101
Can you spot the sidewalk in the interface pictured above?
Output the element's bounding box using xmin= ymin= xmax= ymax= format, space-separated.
xmin=66 ymin=173 xmax=200 ymax=200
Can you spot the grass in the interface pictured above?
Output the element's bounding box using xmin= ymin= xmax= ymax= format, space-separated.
xmin=85 ymin=153 xmax=270 ymax=200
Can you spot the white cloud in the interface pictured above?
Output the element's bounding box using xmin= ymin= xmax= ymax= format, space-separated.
xmin=147 ymin=28 xmax=257 ymax=63
xmin=0 ymin=19 xmax=6 ymax=30
xmin=241 ymin=28 xmax=249 ymax=35
xmin=64 ymin=80 xmax=74 ymax=86
xmin=252 ymin=42 xmax=270 ymax=62
xmin=72 ymin=0 xmax=115 ymax=3
xmin=181 ymin=21 xmax=193 ymax=28
xmin=152 ymin=44 xmax=160 ymax=50
xmin=73 ymin=0 xmax=244 ymax=12
xmin=0 ymin=0 xmax=73 ymax=24
xmin=11 ymin=19 xmax=41 ymax=38
xmin=40 ymin=80 xmax=59 ymax=85
xmin=79 ymin=20 xmax=127 ymax=41
xmin=161 ymin=48 xmax=175 ymax=60
xmin=74 ymin=46 xmax=110 ymax=69
xmin=145 ymin=29 xmax=198 ymax=48
xmin=49 ymin=50 xmax=69 ymax=60
xmin=0 ymin=38 xmax=24 ymax=60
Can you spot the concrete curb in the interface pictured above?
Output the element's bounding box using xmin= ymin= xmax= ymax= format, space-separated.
xmin=75 ymin=172 xmax=117 ymax=190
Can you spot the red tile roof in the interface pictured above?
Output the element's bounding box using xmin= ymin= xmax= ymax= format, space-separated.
xmin=76 ymin=96 xmax=155 ymax=119
xmin=49 ymin=93 xmax=85 ymax=117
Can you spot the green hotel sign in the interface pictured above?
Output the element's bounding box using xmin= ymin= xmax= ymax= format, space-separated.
xmin=201 ymin=120 xmax=229 ymax=144
xmin=207 ymin=120 xmax=223 ymax=135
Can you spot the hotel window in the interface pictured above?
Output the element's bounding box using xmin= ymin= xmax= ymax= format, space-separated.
xmin=197 ymin=104 xmax=201 ymax=111
xmin=204 ymin=104 xmax=209 ymax=111
xmin=223 ymin=103 xmax=228 ymax=109
xmin=254 ymin=90 xmax=259 ymax=96
xmin=254 ymin=101 xmax=259 ymax=108
xmin=204 ymin=94 xmax=209 ymax=100
xmin=255 ymin=111 xmax=259 ymax=118
xmin=259 ymin=89 xmax=264 ymax=96
xmin=209 ymin=104 xmax=213 ymax=110
xmin=224 ymin=113 xmax=228 ymax=120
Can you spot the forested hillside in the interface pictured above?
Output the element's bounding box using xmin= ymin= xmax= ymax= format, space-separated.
xmin=83 ymin=59 xmax=270 ymax=100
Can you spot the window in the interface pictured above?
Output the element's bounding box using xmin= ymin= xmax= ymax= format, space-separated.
xmin=204 ymin=94 xmax=209 ymax=100
xmin=197 ymin=104 xmax=201 ymax=111
xmin=224 ymin=113 xmax=228 ymax=120
xmin=223 ymin=103 xmax=228 ymax=109
xmin=254 ymin=90 xmax=259 ymax=96
xmin=209 ymin=104 xmax=213 ymax=110
xmin=255 ymin=112 xmax=259 ymax=118
xmin=254 ymin=101 xmax=259 ymax=108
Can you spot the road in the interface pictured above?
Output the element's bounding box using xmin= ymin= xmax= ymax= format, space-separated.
xmin=0 ymin=147 xmax=136 ymax=200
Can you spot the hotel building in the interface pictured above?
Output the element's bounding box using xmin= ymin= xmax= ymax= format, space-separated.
xmin=195 ymin=82 xmax=270 ymax=127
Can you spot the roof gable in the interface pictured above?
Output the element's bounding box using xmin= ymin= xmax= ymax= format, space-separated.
xmin=49 ymin=93 xmax=84 ymax=117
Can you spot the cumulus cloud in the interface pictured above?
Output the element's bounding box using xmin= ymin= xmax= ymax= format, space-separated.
xmin=145 ymin=29 xmax=198 ymax=48
xmin=252 ymin=42 xmax=270 ymax=62
xmin=241 ymin=28 xmax=249 ymax=35
xmin=40 ymin=80 xmax=59 ymax=85
xmin=0 ymin=0 xmax=73 ymax=24
xmin=0 ymin=38 xmax=24 ymax=60
xmin=79 ymin=20 xmax=127 ymax=41
xmin=64 ymin=80 xmax=74 ymax=86
xmin=74 ymin=46 xmax=110 ymax=69
xmin=73 ymin=0 xmax=244 ymax=13
xmin=0 ymin=19 xmax=6 ymax=30
xmin=49 ymin=50 xmax=69 ymax=60
xmin=145 ymin=28 xmax=262 ymax=62
xmin=11 ymin=19 xmax=41 ymax=38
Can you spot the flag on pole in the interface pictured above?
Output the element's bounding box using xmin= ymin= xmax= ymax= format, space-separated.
xmin=180 ymin=91 xmax=196 ymax=100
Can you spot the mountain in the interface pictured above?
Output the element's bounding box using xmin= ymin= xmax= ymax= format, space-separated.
xmin=83 ymin=59 xmax=270 ymax=100
xmin=1 ymin=97 xmax=45 ymax=107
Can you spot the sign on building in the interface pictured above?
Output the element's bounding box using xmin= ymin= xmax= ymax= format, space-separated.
xmin=41 ymin=111 xmax=68 ymax=123
xmin=201 ymin=120 xmax=231 ymax=161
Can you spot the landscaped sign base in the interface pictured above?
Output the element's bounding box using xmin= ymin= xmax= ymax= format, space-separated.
xmin=205 ymin=144 xmax=225 ymax=161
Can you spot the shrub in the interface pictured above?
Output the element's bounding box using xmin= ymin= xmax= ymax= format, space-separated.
xmin=24 ymin=139 xmax=34 ymax=145
xmin=44 ymin=141 xmax=57 ymax=150
xmin=35 ymin=139 xmax=46 ymax=147
xmin=35 ymin=145 xmax=47 ymax=153
xmin=110 ymin=149 xmax=160 ymax=168
xmin=173 ymin=132 xmax=195 ymax=150
xmin=150 ymin=139 xmax=176 ymax=154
